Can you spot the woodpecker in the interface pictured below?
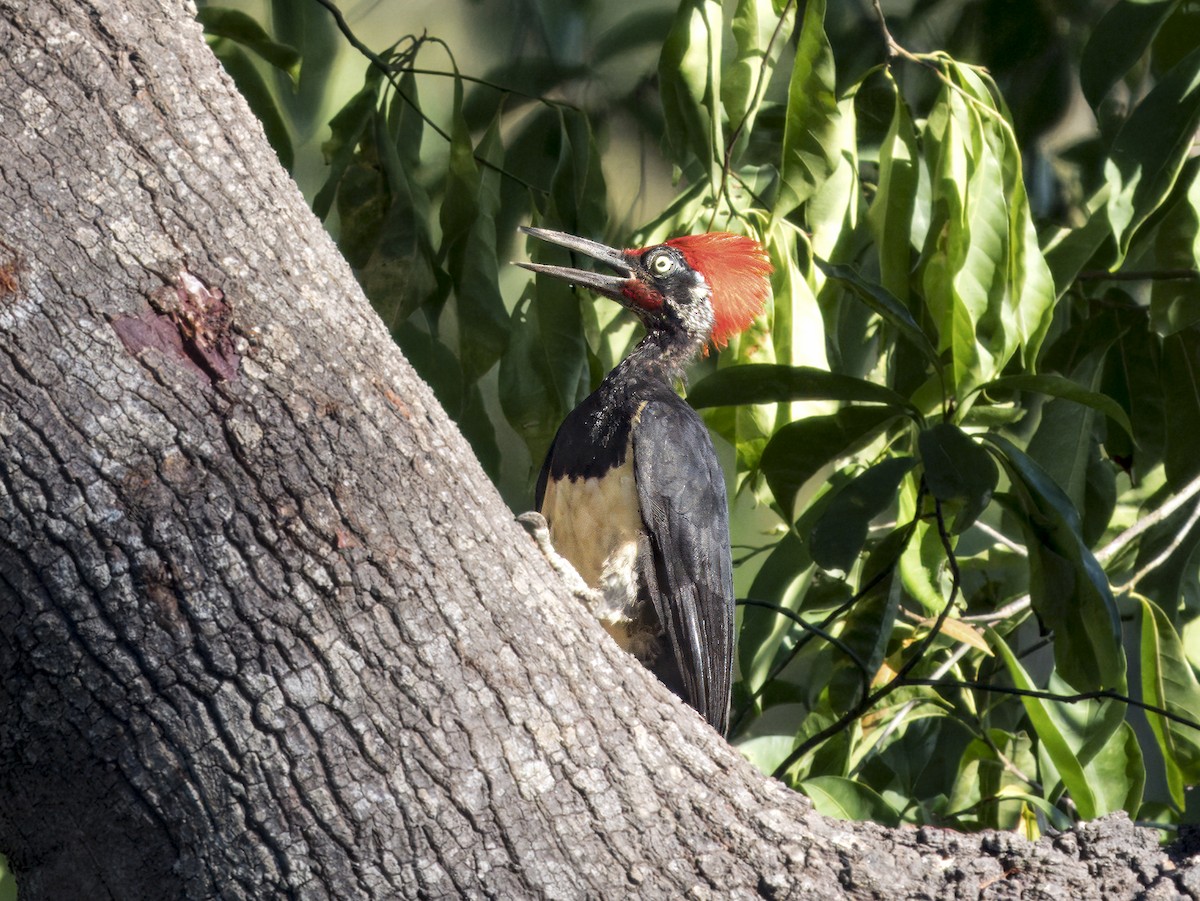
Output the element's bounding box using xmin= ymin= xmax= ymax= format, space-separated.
xmin=517 ymin=226 xmax=772 ymax=735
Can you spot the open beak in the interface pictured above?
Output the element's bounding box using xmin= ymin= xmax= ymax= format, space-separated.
xmin=516 ymin=226 xmax=633 ymax=301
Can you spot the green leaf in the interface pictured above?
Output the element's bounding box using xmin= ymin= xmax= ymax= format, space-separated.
xmin=1023 ymin=358 xmax=1107 ymax=529
xmin=1043 ymin=193 xmax=1116 ymax=297
xmin=1080 ymin=0 xmax=1182 ymax=109
xmin=1098 ymin=305 xmax=1165 ymax=478
xmin=439 ymin=82 xmax=509 ymax=383
xmin=313 ymin=66 xmax=384 ymax=219
xmin=948 ymin=730 xmax=1039 ymax=831
xmin=977 ymin=374 xmax=1135 ymax=442
xmin=658 ymin=0 xmax=723 ymax=173
xmin=810 ymin=457 xmax=916 ymax=572
xmin=917 ymin=423 xmax=998 ymax=533
xmin=501 ymin=207 xmax=597 ymax=470
xmin=722 ymin=0 xmax=794 ymax=162
xmin=986 ymin=437 xmax=1127 ymax=692
xmin=776 ymin=0 xmax=839 ymax=217
xmin=866 ymin=75 xmax=919 ymax=303
xmin=917 ymin=63 xmax=1055 ymax=394
xmin=817 ymin=261 xmax=941 ymax=373
xmin=355 ymin=86 xmax=438 ymax=328
xmin=761 ymin=406 xmax=901 ymax=518
xmin=1151 ymin=163 xmax=1200 ymax=335
xmin=800 ymin=776 xmax=900 ymax=826
xmin=688 ymin=364 xmax=916 ymax=414
xmin=1105 ymin=43 xmax=1200 ymax=263
xmin=271 ymin=0 xmax=339 ymax=140
xmin=1162 ymin=328 xmax=1200 ymax=490
xmin=987 ymin=629 xmax=1100 ymax=820
xmin=1138 ymin=594 xmax=1200 ymax=808
xmin=197 ymin=7 xmax=301 ymax=82
xmin=207 ymin=41 xmax=294 ymax=170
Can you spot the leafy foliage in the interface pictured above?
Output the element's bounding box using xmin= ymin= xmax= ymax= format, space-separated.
xmin=201 ymin=0 xmax=1200 ymax=837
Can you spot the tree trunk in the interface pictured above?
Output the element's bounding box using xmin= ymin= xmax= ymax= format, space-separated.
xmin=0 ymin=0 xmax=1197 ymax=898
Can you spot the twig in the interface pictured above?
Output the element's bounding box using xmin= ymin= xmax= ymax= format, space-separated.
xmin=307 ymin=0 xmax=546 ymax=194
xmin=1095 ymin=470 xmax=1200 ymax=565
xmin=972 ymin=519 xmax=1027 ymax=556
xmin=1124 ymin=495 xmax=1200 ymax=591
xmin=1078 ymin=268 xmax=1199 ymax=282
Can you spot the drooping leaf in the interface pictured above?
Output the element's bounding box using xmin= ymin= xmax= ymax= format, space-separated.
xmin=198 ymin=7 xmax=301 ymax=82
xmin=866 ymin=75 xmax=919 ymax=303
xmin=207 ymin=41 xmax=294 ymax=170
xmin=977 ymin=374 xmax=1134 ymax=442
xmin=776 ymin=0 xmax=839 ymax=217
xmin=987 ymin=629 xmax=1100 ymax=820
xmin=1162 ymin=328 xmax=1200 ymax=490
xmin=761 ymin=406 xmax=902 ymax=518
xmin=722 ymin=0 xmax=794 ymax=162
xmin=658 ymin=0 xmax=724 ymax=173
xmin=688 ymin=364 xmax=916 ymax=414
xmin=1151 ymin=163 xmax=1200 ymax=335
xmin=810 ymin=457 xmax=916 ymax=572
xmin=313 ymin=66 xmax=385 ymax=219
xmin=1138 ymin=594 xmax=1200 ymax=808
xmin=439 ymin=83 xmax=509 ymax=383
xmin=1105 ymin=43 xmax=1200 ymax=263
xmin=917 ymin=422 xmax=998 ymax=532
xmin=817 ymin=261 xmax=941 ymax=373
xmin=917 ymin=62 xmax=1054 ymax=396
xmin=270 ymin=0 xmax=339 ymax=139
xmin=1080 ymin=0 xmax=1183 ymax=110
xmin=986 ymin=437 xmax=1126 ymax=692
xmin=800 ymin=776 xmax=901 ymax=826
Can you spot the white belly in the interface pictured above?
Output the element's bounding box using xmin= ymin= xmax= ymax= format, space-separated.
xmin=540 ymin=450 xmax=646 ymax=651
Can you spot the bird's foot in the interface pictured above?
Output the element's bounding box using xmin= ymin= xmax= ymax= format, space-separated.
xmin=517 ymin=512 xmax=604 ymax=613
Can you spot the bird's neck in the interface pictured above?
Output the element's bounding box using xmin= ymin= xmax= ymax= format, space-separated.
xmin=615 ymin=329 xmax=704 ymax=385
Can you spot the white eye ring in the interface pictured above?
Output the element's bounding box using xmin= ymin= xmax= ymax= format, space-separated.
xmin=651 ymin=254 xmax=675 ymax=275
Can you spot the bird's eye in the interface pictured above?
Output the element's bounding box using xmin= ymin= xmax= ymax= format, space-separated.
xmin=651 ymin=254 xmax=675 ymax=275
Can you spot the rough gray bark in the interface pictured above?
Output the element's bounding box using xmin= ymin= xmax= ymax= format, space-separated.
xmin=0 ymin=0 xmax=1197 ymax=898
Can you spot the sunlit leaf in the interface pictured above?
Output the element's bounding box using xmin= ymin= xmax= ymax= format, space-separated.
xmin=1105 ymin=44 xmax=1200 ymax=263
xmin=1138 ymin=594 xmax=1200 ymax=808
xmin=659 ymin=0 xmax=723 ymax=173
xmin=866 ymin=75 xmax=919 ymax=302
xmin=800 ymin=776 xmax=901 ymax=826
xmin=776 ymin=0 xmax=839 ymax=217
xmin=987 ymin=629 xmax=1099 ymax=820
xmin=723 ymin=0 xmax=794 ymax=161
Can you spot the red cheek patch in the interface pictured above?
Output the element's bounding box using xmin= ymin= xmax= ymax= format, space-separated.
xmin=622 ymin=281 xmax=664 ymax=310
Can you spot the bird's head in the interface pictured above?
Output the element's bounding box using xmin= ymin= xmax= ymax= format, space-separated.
xmin=517 ymin=226 xmax=772 ymax=353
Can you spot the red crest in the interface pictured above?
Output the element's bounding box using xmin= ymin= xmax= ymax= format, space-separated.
xmin=664 ymin=233 xmax=773 ymax=348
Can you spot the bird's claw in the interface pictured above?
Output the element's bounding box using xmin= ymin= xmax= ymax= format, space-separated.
xmin=516 ymin=510 xmax=604 ymax=613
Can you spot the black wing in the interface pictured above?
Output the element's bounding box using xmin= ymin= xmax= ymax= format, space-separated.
xmin=632 ymin=397 xmax=735 ymax=734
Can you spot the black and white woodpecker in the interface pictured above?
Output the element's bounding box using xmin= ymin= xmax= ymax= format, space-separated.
xmin=516 ymin=226 xmax=773 ymax=735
